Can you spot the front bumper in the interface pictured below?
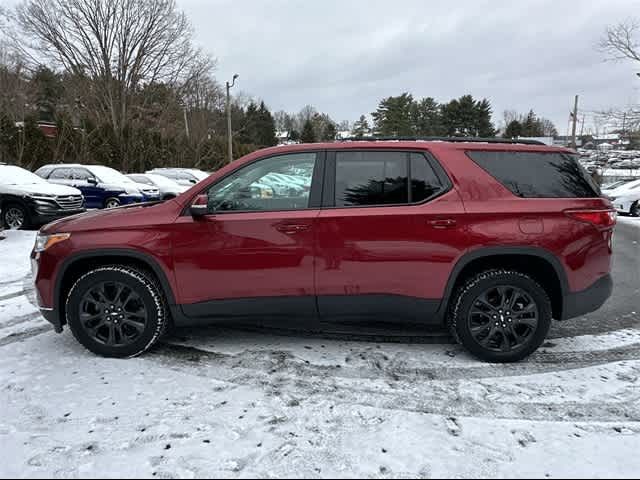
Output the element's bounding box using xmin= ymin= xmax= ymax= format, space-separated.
xmin=118 ymin=194 xmax=144 ymax=205
xmin=561 ymin=274 xmax=613 ymax=320
xmin=30 ymin=208 xmax=86 ymax=226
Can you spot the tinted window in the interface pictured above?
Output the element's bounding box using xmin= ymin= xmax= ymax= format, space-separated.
xmin=410 ymin=153 xmax=444 ymax=202
xmin=467 ymin=151 xmax=600 ymax=198
xmin=335 ymin=151 xmax=409 ymax=206
xmin=49 ymin=168 xmax=72 ymax=180
xmin=207 ymin=153 xmax=316 ymax=212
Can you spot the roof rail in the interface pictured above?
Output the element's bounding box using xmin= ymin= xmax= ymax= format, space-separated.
xmin=336 ymin=136 xmax=547 ymax=146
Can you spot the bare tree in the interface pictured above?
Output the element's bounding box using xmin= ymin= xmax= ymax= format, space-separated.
xmin=600 ymin=19 xmax=640 ymax=63
xmin=598 ymin=20 xmax=640 ymax=132
xmin=14 ymin=0 xmax=213 ymax=169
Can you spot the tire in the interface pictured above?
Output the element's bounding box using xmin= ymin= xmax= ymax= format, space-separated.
xmin=3 ymin=203 xmax=29 ymax=230
xmin=104 ymin=197 xmax=121 ymax=209
xmin=66 ymin=266 xmax=169 ymax=358
xmin=447 ymin=269 xmax=552 ymax=363
xmin=631 ymin=201 xmax=639 ymax=217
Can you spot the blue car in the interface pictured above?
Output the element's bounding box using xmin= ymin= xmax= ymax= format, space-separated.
xmin=36 ymin=164 xmax=160 ymax=209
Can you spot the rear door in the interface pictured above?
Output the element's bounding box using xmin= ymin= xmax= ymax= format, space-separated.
xmin=315 ymin=149 xmax=466 ymax=324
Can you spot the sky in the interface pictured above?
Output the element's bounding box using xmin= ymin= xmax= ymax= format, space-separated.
xmin=4 ymin=0 xmax=639 ymax=133
xmin=176 ymin=0 xmax=639 ymax=133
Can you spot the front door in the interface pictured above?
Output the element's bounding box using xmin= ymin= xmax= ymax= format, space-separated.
xmin=71 ymin=168 xmax=102 ymax=208
xmin=172 ymin=151 xmax=324 ymax=320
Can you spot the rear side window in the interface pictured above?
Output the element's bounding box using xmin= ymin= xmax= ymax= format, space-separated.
xmin=334 ymin=151 xmax=446 ymax=207
xmin=467 ymin=151 xmax=600 ymax=198
xmin=49 ymin=168 xmax=72 ymax=180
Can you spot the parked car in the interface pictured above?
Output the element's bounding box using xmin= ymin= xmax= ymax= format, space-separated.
xmin=146 ymin=168 xmax=209 ymax=187
xmin=601 ymin=178 xmax=635 ymax=196
xmin=0 ymin=164 xmax=85 ymax=229
xmin=35 ymin=164 xmax=160 ymax=209
xmin=32 ymin=139 xmax=615 ymax=363
xmin=606 ymin=179 xmax=640 ymax=216
xmin=126 ymin=173 xmax=188 ymax=200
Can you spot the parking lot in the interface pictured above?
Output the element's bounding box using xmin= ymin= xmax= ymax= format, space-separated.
xmin=0 ymin=218 xmax=638 ymax=478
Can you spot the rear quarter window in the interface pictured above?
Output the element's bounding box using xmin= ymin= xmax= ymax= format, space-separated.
xmin=467 ymin=151 xmax=600 ymax=198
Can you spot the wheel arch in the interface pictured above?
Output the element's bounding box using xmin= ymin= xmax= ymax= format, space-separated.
xmin=439 ymin=247 xmax=568 ymax=320
xmin=55 ymin=249 xmax=176 ymax=327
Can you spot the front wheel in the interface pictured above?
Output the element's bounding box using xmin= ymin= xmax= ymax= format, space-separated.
xmin=66 ymin=266 xmax=169 ymax=358
xmin=631 ymin=201 xmax=639 ymax=217
xmin=104 ymin=197 xmax=121 ymax=209
xmin=447 ymin=270 xmax=552 ymax=363
xmin=3 ymin=203 xmax=29 ymax=229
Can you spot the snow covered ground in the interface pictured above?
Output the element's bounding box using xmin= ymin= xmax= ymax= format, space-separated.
xmin=1 ymin=228 xmax=639 ymax=478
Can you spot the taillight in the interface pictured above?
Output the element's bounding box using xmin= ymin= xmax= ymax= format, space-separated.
xmin=564 ymin=209 xmax=617 ymax=229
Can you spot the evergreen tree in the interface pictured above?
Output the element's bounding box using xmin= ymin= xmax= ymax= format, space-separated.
xmin=257 ymin=101 xmax=277 ymax=146
xmin=411 ymin=97 xmax=443 ymax=136
xmin=322 ymin=122 xmax=337 ymax=141
xmin=504 ymin=120 xmax=523 ymax=138
xmin=371 ymin=93 xmax=414 ymax=136
xmin=31 ymin=66 xmax=63 ymax=123
xmin=521 ymin=110 xmax=540 ymax=137
xmin=475 ymin=98 xmax=496 ymax=137
xmin=352 ymin=114 xmax=371 ymax=138
xmin=441 ymin=95 xmax=496 ymax=137
xmin=300 ymin=119 xmax=316 ymax=143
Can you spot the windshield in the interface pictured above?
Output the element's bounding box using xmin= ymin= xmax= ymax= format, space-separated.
xmin=188 ymin=169 xmax=209 ymax=181
xmin=88 ymin=165 xmax=131 ymax=184
xmin=146 ymin=173 xmax=181 ymax=188
xmin=0 ymin=165 xmax=48 ymax=185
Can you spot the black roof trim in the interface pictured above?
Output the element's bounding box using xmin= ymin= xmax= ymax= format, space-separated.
xmin=336 ymin=136 xmax=547 ymax=146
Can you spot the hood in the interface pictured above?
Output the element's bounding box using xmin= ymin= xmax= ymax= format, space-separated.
xmin=1 ymin=182 xmax=82 ymax=197
xmin=41 ymin=199 xmax=178 ymax=234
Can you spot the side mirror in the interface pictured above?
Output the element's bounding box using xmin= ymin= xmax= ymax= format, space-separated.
xmin=190 ymin=194 xmax=209 ymax=218
xmin=189 ymin=179 xmax=197 ymax=185
xmin=88 ymin=177 xmax=98 ymax=185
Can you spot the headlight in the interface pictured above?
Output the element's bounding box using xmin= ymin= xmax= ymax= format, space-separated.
xmin=34 ymin=233 xmax=71 ymax=253
xmin=126 ymin=185 xmax=142 ymax=195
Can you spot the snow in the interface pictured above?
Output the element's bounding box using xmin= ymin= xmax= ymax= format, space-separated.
xmin=1 ymin=230 xmax=640 ymax=478
xmin=617 ymin=216 xmax=640 ymax=228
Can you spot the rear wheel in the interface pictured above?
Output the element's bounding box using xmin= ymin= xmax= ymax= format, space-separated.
xmin=631 ymin=201 xmax=639 ymax=217
xmin=3 ymin=203 xmax=29 ymax=229
xmin=447 ymin=270 xmax=552 ymax=363
xmin=66 ymin=266 xmax=169 ymax=358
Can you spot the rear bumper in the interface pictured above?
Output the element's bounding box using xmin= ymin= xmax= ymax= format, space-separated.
xmin=561 ymin=274 xmax=613 ymax=320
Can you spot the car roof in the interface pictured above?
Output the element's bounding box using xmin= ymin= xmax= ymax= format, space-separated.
xmin=236 ymin=140 xmax=573 ymax=160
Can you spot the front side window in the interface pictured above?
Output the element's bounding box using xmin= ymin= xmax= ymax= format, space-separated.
xmin=206 ymin=153 xmax=317 ymax=212
xmin=334 ymin=151 xmax=445 ymax=207
xmin=72 ymin=168 xmax=94 ymax=181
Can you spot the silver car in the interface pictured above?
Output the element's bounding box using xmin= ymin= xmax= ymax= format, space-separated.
xmin=126 ymin=173 xmax=189 ymax=200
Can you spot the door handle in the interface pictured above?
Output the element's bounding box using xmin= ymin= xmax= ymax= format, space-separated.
xmin=276 ymin=223 xmax=310 ymax=234
xmin=428 ymin=218 xmax=457 ymax=229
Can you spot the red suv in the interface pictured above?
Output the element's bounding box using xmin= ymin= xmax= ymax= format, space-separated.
xmin=32 ymin=139 xmax=615 ymax=362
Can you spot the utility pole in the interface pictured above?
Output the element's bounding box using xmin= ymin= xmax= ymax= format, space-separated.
xmin=183 ymin=106 xmax=190 ymax=139
xmin=226 ymin=74 xmax=239 ymax=163
xmin=570 ymin=95 xmax=579 ymax=149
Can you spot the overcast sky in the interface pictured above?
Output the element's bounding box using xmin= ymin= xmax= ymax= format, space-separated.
xmin=177 ymin=0 xmax=639 ymax=133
